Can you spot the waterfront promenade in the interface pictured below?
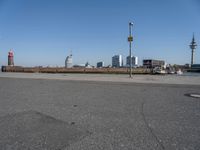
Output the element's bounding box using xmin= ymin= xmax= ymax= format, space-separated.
xmin=0 ymin=73 xmax=200 ymax=150
xmin=0 ymin=72 xmax=200 ymax=85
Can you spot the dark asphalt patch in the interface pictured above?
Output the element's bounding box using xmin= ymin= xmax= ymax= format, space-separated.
xmin=71 ymin=122 xmax=76 ymax=125
xmin=0 ymin=111 xmax=90 ymax=150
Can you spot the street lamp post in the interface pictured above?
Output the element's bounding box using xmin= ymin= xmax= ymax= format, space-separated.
xmin=128 ymin=22 xmax=133 ymax=78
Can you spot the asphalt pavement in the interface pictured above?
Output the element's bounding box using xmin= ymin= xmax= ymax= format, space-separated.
xmin=0 ymin=77 xmax=199 ymax=150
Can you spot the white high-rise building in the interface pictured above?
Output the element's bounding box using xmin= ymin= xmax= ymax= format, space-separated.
xmin=65 ymin=54 xmax=73 ymax=68
xmin=112 ymin=55 xmax=123 ymax=68
xmin=126 ymin=56 xmax=138 ymax=67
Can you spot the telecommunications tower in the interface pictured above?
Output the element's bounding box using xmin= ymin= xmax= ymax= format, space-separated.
xmin=189 ymin=34 xmax=197 ymax=66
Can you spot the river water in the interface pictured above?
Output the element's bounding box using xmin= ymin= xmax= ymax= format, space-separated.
xmin=182 ymin=72 xmax=200 ymax=77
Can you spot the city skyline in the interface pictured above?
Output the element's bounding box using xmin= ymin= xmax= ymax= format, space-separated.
xmin=0 ymin=0 xmax=200 ymax=67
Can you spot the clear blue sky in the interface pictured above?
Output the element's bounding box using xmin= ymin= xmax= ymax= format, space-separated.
xmin=0 ymin=0 xmax=200 ymax=67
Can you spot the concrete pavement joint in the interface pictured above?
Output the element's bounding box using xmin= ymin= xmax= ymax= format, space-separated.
xmin=141 ymin=102 xmax=165 ymax=150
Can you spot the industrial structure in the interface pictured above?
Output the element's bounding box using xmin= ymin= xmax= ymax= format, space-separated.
xmin=65 ymin=53 xmax=73 ymax=68
xmin=189 ymin=34 xmax=197 ymax=66
xmin=85 ymin=62 xmax=93 ymax=68
xmin=112 ymin=55 xmax=123 ymax=68
xmin=126 ymin=56 xmax=138 ymax=67
xmin=97 ymin=62 xmax=104 ymax=68
xmin=8 ymin=50 xmax=14 ymax=66
xmin=143 ymin=59 xmax=165 ymax=68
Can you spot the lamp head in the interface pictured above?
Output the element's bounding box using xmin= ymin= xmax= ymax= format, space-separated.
xmin=129 ymin=22 xmax=133 ymax=26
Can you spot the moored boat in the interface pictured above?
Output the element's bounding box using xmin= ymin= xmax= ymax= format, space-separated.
xmin=176 ymin=69 xmax=183 ymax=75
xmin=153 ymin=67 xmax=166 ymax=74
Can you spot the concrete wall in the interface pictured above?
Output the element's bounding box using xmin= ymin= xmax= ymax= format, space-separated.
xmin=1 ymin=66 xmax=151 ymax=74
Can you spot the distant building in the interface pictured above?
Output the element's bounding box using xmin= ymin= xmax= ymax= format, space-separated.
xmin=8 ymin=50 xmax=14 ymax=66
xmin=143 ymin=59 xmax=165 ymax=68
xmin=126 ymin=56 xmax=138 ymax=67
xmin=73 ymin=64 xmax=85 ymax=68
xmin=112 ymin=55 xmax=123 ymax=68
xmin=184 ymin=64 xmax=190 ymax=69
xmin=65 ymin=54 xmax=73 ymax=68
xmin=191 ymin=64 xmax=200 ymax=70
xmin=97 ymin=62 xmax=104 ymax=68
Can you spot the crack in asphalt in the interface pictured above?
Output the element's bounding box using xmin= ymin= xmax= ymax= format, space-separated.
xmin=141 ymin=102 xmax=165 ymax=150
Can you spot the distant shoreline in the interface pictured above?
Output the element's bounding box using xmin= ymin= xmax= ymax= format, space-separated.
xmin=1 ymin=66 xmax=152 ymax=74
xmin=2 ymin=66 xmax=200 ymax=75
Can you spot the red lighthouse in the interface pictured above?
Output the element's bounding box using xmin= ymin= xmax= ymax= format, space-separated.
xmin=8 ymin=50 xmax=14 ymax=66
